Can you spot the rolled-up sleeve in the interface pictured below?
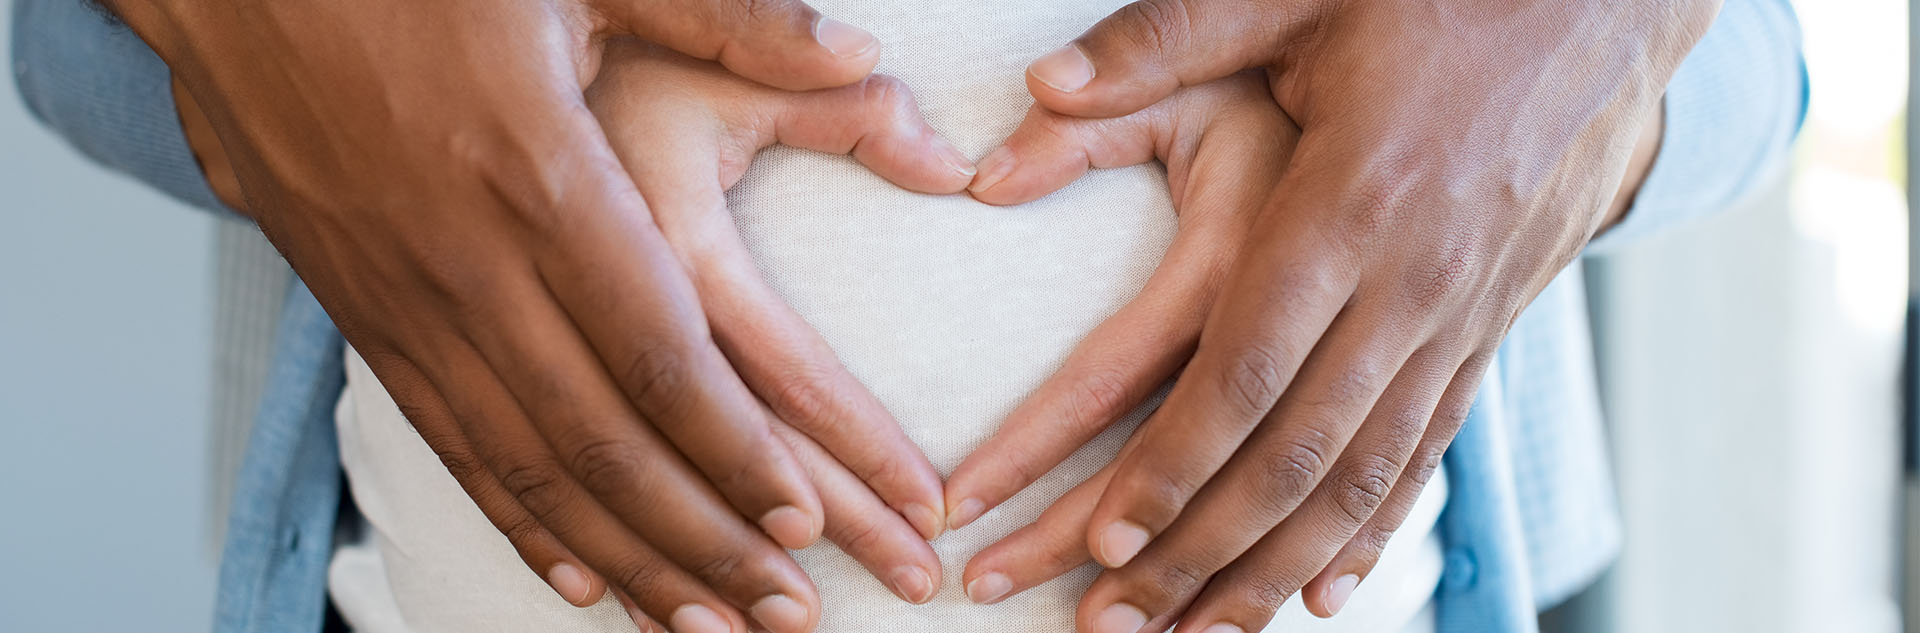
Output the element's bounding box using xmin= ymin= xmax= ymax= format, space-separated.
xmin=1586 ymin=0 xmax=1810 ymax=254
xmin=10 ymin=0 xmax=228 ymax=214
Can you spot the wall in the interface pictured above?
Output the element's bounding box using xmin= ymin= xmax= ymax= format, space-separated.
xmin=0 ymin=3 xmax=222 ymax=630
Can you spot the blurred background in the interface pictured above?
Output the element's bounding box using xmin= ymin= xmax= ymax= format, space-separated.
xmin=0 ymin=3 xmax=223 ymax=632
xmin=0 ymin=0 xmax=1910 ymax=631
xmin=1547 ymin=1 xmax=1911 ymax=631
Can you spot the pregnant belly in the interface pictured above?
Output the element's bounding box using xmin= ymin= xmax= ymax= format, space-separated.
xmin=328 ymin=0 xmax=1445 ymax=631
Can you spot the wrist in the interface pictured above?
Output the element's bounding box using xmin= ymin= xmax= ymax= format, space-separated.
xmin=171 ymin=78 xmax=248 ymax=213
xmin=97 ymin=0 xmax=198 ymax=69
xmin=1598 ymin=101 xmax=1666 ymax=235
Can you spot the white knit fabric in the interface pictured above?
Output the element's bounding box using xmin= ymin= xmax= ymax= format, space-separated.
xmin=329 ymin=0 xmax=1446 ymax=631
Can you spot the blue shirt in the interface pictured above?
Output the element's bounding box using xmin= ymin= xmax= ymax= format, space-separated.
xmin=9 ymin=2 xmax=1808 ymax=630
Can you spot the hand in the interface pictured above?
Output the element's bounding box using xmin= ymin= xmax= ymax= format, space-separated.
xmin=585 ymin=39 xmax=978 ymax=624
xmin=940 ymin=69 xmax=1297 ymax=605
xmin=948 ymin=0 xmax=1697 ymax=631
xmin=123 ymin=0 xmax=950 ymax=631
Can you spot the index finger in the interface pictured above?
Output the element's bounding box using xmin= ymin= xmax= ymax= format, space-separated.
xmin=595 ymin=0 xmax=882 ymax=91
xmin=1023 ymin=0 xmax=1310 ymax=118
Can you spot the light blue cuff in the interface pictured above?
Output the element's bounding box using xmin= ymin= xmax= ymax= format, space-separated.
xmin=1586 ymin=0 xmax=1809 ymax=255
xmin=11 ymin=0 xmax=230 ymax=215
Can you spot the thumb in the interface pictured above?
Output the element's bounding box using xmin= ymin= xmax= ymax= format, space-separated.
xmin=597 ymin=0 xmax=882 ymax=91
xmin=1025 ymin=0 xmax=1303 ymax=118
xmin=768 ymin=74 xmax=977 ymax=195
xmin=964 ymin=102 xmax=1163 ymax=206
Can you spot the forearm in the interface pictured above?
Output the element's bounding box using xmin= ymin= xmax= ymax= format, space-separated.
xmin=1599 ymin=105 xmax=1667 ymax=236
xmin=172 ymin=78 xmax=245 ymax=211
xmin=1586 ymin=0 xmax=1808 ymax=253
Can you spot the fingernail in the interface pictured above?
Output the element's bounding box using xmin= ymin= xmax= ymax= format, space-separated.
xmin=947 ymin=497 xmax=986 ymax=531
xmin=904 ymin=503 xmax=945 ymax=541
xmin=1028 ymin=45 xmax=1095 ymax=94
xmin=1201 ymin=624 xmax=1246 ymax=633
xmin=1095 ymin=521 xmax=1151 ymax=567
xmin=1093 ymin=602 xmax=1148 ymax=633
xmin=889 ymin=566 xmax=936 ymax=604
xmin=965 ymin=572 xmax=1013 ymax=604
xmin=1325 ymin=573 xmax=1360 ymax=616
xmin=930 ymin=137 xmax=977 ymax=180
xmin=546 ymin=563 xmax=593 ymax=606
xmin=750 ymin=594 xmax=810 ymax=633
xmin=814 ymin=18 xmax=878 ymax=58
xmin=625 ymin=604 xmax=661 ymax=633
xmin=759 ymin=506 xmax=815 ymax=549
xmin=669 ymin=604 xmax=731 ymax=633
xmin=968 ymin=146 xmax=1016 ymax=195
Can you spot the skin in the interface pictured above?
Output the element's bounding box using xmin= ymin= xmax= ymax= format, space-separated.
xmin=943 ymin=1 xmax=1698 ymax=632
xmin=178 ymin=38 xmax=976 ymax=632
xmin=952 ymin=69 xmax=1300 ymax=605
xmin=117 ymin=0 xmax=961 ymax=632
xmin=155 ymin=0 xmax=1684 ymax=629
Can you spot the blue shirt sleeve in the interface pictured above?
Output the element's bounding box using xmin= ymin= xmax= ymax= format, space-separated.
xmin=1586 ymin=0 xmax=1810 ymax=254
xmin=10 ymin=0 xmax=230 ymax=214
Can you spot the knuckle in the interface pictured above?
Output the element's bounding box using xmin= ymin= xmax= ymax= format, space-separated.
xmin=1381 ymin=404 xmax=1430 ymax=447
xmin=1219 ymin=344 xmax=1288 ymax=415
xmin=1398 ymin=240 xmax=1480 ymax=312
xmin=1431 ymin=392 xmax=1475 ymax=434
xmin=829 ymin=515 xmax=890 ymax=555
xmin=1111 ymin=0 xmax=1194 ymax=55
xmin=1327 ymin=458 xmax=1397 ymax=525
xmin=478 ymin=128 xmax=635 ymax=240
xmin=1041 ymin=535 xmax=1088 ymax=570
xmin=1351 ymin=522 xmax=1396 ymax=559
xmin=767 ymin=366 xmax=845 ymax=430
xmin=1402 ymin=445 xmax=1446 ymax=489
xmin=686 ymin=547 xmax=749 ymax=584
xmin=1267 ymin=257 xmax=1349 ymax=310
xmin=607 ymin=552 xmax=674 ymax=596
xmin=858 ymin=74 xmax=918 ymax=118
xmin=713 ymin=0 xmax=778 ymax=25
xmin=567 ymin=438 xmax=649 ymax=497
xmin=1337 ymin=183 xmax=1401 ymax=241
xmin=429 ymin=444 xmax=488 ymax=484
xmin=991 ymin=445 xmax=1051 ymax=492
xmin=1142 ymin=557 xmax=1213 ymax=597
xmin=706 ymin=426 xmax=779 ymax=492
xmin=493 ymin=512 xmax=553 ymax=555
xmin=498 ymin=460 xmax=575 ymax=520
xmin=1063 ymin=370 xmax=1137 ymax=430
xmin=1329 ymin=152 xmax=1426 ymax=244
xmin=1246 ymin=571 xmax=1301 ymax=611
xmin=1136 ymin=458 xmax=1209 ymax=511
xmin=406 ymin=237 xmax=491 ymax=303
xmin=621 ymin=339 xmax=695 ymax=418
xmin=858 ymin=452 xmax=903 ymax=491
xmin=1250 ymin=437 xmax=1328 ymax=510
xmin=1313 ymin=362 xmax=1385 ymax=412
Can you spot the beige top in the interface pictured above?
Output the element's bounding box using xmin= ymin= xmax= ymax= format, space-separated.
xmin=327 ymin=0 xmax=1447 ymax=631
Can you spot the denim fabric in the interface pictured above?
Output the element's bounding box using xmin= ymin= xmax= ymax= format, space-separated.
xmin=10 ymin=0 xmax=1808 ymax=631
xmin=10 ymin=0 xmax=226 ymax=214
